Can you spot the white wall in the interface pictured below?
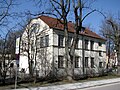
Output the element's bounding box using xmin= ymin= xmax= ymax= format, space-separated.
xmin=19 ymin=18 xmax=54 ymax=76
xmin=53 ymin=29 xmax=106 ymax=75
xmin=19 ymin=17 xmax=106 ymax=77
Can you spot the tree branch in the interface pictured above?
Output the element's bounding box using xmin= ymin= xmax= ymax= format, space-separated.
xmin=81 ymin=9 xmax=96 ymax=22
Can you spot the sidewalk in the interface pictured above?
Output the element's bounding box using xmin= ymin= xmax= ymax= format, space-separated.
xmin=13 ymin=78 xmax=120 ymax=90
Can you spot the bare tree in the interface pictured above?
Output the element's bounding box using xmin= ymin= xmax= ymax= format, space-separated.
xmin=0 ymin=29 xmax=19 ymax=84
xmin=19 ymin=19 xmax=34 ymax=77
xmin=100 ymin=15 xmax=120 ymax=72
xmin=0 ymin=0 xmax=13 ymax=26
xmin=19 ymin=16 xmax=43 ymax=78
xmin=49 ymin=0 xmax=103 ymax=80
xmin=49 ymin=0 xmax=72 ymax=80
xmin=32 ymin=0 xmax=105 ymax=81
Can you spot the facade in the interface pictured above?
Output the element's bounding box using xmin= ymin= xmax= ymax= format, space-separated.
xmin=18 ymin=15 xmax=106 ymax=77
xmin=106 ymin=52 xmax=118 ymax=67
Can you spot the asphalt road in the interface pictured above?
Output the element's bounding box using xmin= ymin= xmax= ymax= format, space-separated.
xmin=80 ymin=82 xmax=120 ymax=90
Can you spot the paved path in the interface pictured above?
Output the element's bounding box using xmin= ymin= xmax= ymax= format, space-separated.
xmin=12 ymin=78 xmax=120 ymax=90
xmin=80 ymin=82 xmax=120 ymax=90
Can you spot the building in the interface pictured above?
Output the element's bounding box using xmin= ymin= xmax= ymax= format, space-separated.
xmin=18 ymin=15 xmax=106 ymax=78
xmin=106 ymin=52 xmax=118 ymax=68
xmin=0 ymin=54 xmax=16 ymax=78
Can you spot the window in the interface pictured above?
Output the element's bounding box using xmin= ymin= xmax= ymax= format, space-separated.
xmin=90 ymin=40 xmax=94 ymax=50
xmin=58 ymin=35 xmax=64 ymax=47
xmin=40 ymin=35 xmax=49 ymax=47
xmin=68 ymin=36 xmax=72 ymax=47
xmin=31 ymin=23 xmax=40 ymax=33
xmin=0 ymin=62 xmax=2 ymax=68
xmin=21 ymin=68 xmax=25 ymax=73
xmin=10 ymin=63 xmax=14 ymax=68
xmin=85 ymin=40 xmax=88 ymax=50
xmin=99 ymin=51 xmax=102 ymax=56
xmin=75 ymin=57 xmax=79 ymax=68
xmin=31 ymin=40 xmax=34 ymax=51
xmin=99 ymin=62 xmax=103 ymax=68
xmin=85 ymin=57 xmax=89 ymax=68
xmin=98 ymin=42 xmax=102 ymax=46
xmin=75 ymin=38 xmax=79 ymax=48
xmin=58 ymin=56 xmax=64 ymax=68
xmin=36 ymin=37 xmax=40 ymax=49
xmin=16 ymin=54 xmax=19 ymax=60
xmin=40 ymin=37 xmax=44 ymax=47
xmin=45 ymin=35 xmax=49 ymax=47
xmin=91 ymin=57 xmax=94 ymax=68
xmin=22 ymin=41 xmax=27 ymax=51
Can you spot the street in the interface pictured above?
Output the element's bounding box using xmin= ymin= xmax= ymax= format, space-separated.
xmin=80 ymin=82 xmax=120 ymax=90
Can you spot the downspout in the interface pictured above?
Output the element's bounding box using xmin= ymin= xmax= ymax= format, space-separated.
xmin=52 ymin=29 xmax=55 ymax=79
xmin=82 ymin=34 xmax=85 ymax=76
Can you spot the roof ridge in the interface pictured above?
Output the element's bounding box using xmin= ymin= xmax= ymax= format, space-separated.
xmin=38 ymin=15 xmax=105 ymax=41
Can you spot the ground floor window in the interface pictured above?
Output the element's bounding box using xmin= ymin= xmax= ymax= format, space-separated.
xmin=99 ymin=62 xmax=103 ymax=68
xmin=75 ymin=57 xmax=79 ymax=68
xmin=0 ymin=62 xmax=2 ymax=67
xmin=10 ymin=63 xmax=14 ymax=68
xmin=85 ymin=57 xmax=89 ymax=68
xmin=58 ymin=56 xmax=64 ymax=68
xmin=91 ymin=57 xmax=94 ymax=68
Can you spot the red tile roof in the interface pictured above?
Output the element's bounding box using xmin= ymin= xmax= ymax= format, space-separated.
xmin=39 ymin=15 xmax=105 ymax=41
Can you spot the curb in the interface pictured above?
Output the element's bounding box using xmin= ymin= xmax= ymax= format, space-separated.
xmin=12 ymin=78 xmax=120 ymax=90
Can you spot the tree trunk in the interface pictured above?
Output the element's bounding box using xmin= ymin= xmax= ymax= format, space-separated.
xmin=117 ymin=44 xmax=120 ymax=65
xmin=63 ymin=18 xmax=73 ymax=81
xmin=117 ymin=47 xmax=120 ymax=74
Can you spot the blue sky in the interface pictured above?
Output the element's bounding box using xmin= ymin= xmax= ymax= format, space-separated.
xmin=1 ymin=0 xmax=120 ymax=37
xmin=83 ymin=0 xmax=120 ymax=33
xmin=73 ymin=0 xmax=120 ymax=33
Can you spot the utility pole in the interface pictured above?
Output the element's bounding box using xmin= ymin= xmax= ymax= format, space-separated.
xmin=82 ymin=34 xmax=85 ymax=76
